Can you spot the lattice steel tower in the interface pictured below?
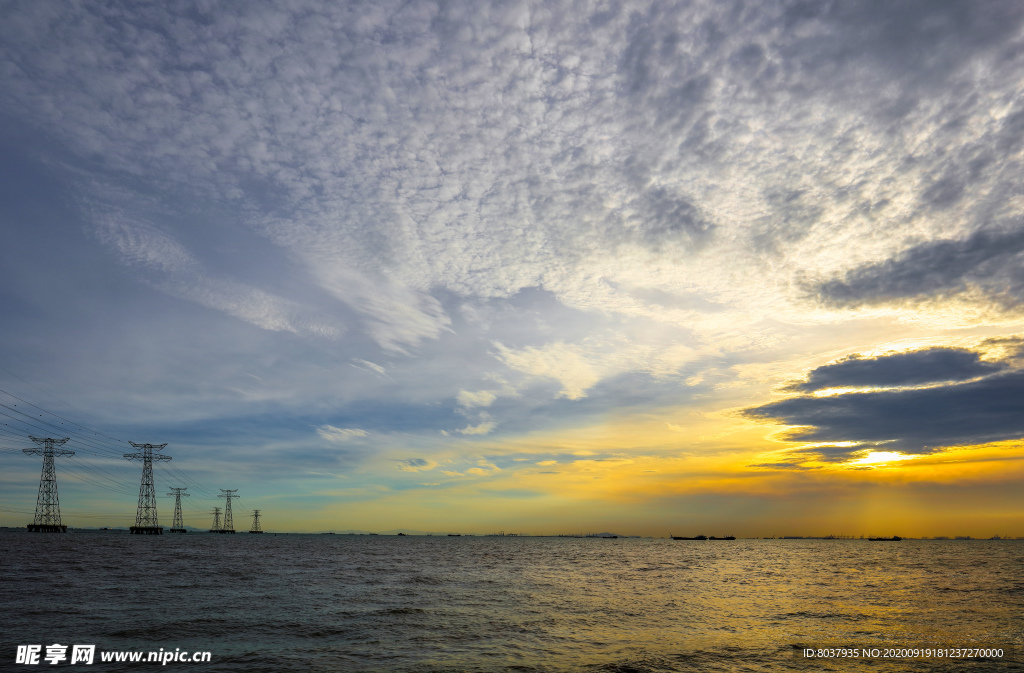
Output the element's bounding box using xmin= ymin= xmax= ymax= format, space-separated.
xmin=23 ymin=436 xmax=74 ymax=533
xmin=218 ymin=489 xmax=239 ymax=533
xmin=209 ymin=507 xmax=222 ymax=532
xmin=249 ymin=509 xmax=263 ymax=533
xmin=124 ymin=442 xmax=170 ymax=535
xmin=167 ymin=487 xmax=189 ymax=533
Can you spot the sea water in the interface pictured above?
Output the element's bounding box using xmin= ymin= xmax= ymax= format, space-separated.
xmin=1 ymin=531 xmax=1021 ymax=672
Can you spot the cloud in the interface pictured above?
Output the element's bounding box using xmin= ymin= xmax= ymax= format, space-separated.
xmin=456 ymin=390 xmax=497 ymax=408
xmin=457 ymin=421 xmax=496 ymax=436
xmin=748 ymin=462 xmax=816 ymax=471
xmin=811 ymin=228 xmax=1024 ymax=309
xmin=300 ymin=260 xmax=451 ymax=352
xmin=494 ymin=339 xmax=702 ymax=401
xmin=352 ymin=359 xmax=387 ymax=376
xmin=93 ymin=210 xmax=343 ymax=338
xmin=786 ymin=348 xmax=1005 ymax=392
xmin=440 ymin=459 xmax=500 ymax=478
xmin=466 ymin=460 xmax=500 ymax=477
xmin=93 ymin=211 xmax=196 ymax=275
xmin=317 ymin=426 xmax=368 ymax=443
xmin=496 ymin=342 xmax=600 ymax=400
xmin=4 ymin=0 xmax=1024 ymax=360
xmin=396 ymin=458 xmax=438 ymax=473
xmin=777 ymin=1 xmax=1024 ymax=118
xmin=744 ymin=349 xmax=1024 ymax=457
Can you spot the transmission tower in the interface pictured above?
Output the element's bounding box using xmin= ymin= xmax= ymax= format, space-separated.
xmin=218 ymin=489 xmax=238 ymax=533
xmin=249 ymin=509 xmax=263 ymax=534
xmin=23 ymin=436 xmax=74 ymax=533
xmin=166 ymin=487 xmax=189 ymax=533
xmin=209 ymin=507 xmax=222 ymax=532
xmin=124 ymin=442 xmax=170 ymax=535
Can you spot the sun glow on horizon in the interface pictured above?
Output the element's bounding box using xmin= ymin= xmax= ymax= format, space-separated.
xmin=848 ymin=451 xmax=922 ymax=467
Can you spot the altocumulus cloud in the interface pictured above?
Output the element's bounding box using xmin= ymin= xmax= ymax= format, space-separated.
xmin=6 ymin=0 xmax=1024 ymax=360
xmin=745 ymin=347 xmax=1024 ymax=462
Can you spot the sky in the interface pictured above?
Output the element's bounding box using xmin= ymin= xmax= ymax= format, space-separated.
xmin=2 ymin=0 xmax=1024 ymax=536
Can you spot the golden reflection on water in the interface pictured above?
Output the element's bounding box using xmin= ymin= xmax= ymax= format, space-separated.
xmin=505 ymin=538 xmax=1021 ymax=670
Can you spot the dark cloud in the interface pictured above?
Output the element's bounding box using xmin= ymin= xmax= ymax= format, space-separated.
xmin=747 ymin=462 xmax=816 ymax=471
xmin=787 ymin=348 xmax=1004 ymax=392
xmin=812 ymin=228 xmax=1024 ymax=307
xmin=629 ymin=187 xmax=715 ymax=251
xmin=782 ymin=444 xmax=894 ymax=467
xmin=749 ymin=442 xmax=872 ymax=469
xmin=752 ymin=188 xmax=822 ymax=254
xmin=780 ymin=0 xmax=1024 ymax=121
xmin=745 ymin=367 xmax=1024 ymax=456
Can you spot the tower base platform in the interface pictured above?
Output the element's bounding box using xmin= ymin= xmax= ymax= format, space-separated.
xmin=130 ymin=526 xmax=163 ymax=535
xmin=28 ymin=524 xmax=67 ymax=533
xmin=169 ymin=528 xmax=187 ymax=533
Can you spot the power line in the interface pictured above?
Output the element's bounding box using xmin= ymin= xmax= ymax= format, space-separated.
xmin=0 ymin=404 xmax=133 ymax=460
xmin=59 ymin=458 xmax=138 ymax=497
xmin=0 ymin=369 xmax=133 ymax=445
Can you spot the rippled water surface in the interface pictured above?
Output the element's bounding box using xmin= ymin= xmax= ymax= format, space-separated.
xmin=1 ymin=531 xmax=1021 ymax=672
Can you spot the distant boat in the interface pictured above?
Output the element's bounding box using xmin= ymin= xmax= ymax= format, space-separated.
xmin=709 ymin=536 xmax=736 ymax=540
xmin=397 ymin=532 xmax=406 ymax=536
xmin=868 ymin=536 xmax=902 ymax=541
xmin=447 ymin=534 xmax=461 ymax=537
xmin=670 ymin=535 xmax=708 ymax=540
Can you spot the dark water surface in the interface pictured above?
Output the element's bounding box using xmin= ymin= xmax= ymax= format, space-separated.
xmin=1 ymin=531 xmax=1021 ymax=672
